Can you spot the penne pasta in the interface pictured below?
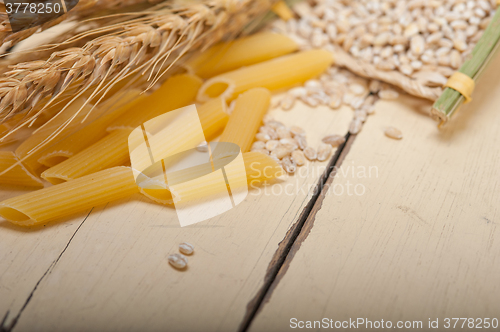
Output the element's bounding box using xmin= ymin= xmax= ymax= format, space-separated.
xmin=107 ymin=74 xmax=203 ymax=131
xmin=15 ymin=97 xmax=95 ymax=173
xmin=217 ymin=88 xmax=271 ymax=153
xmin=0 ymin=151 xmax=43 ymax=188
xmin=243 ymin=151 xmax=285 ymax=183
xmin=41 ymin=130 xmax=132 ymax=184
xmin=271 ymin=1 xmax=295 ymax=21
xmin=0 ymin=167 xmax=138 ymax=226
xmin=197 ymin=49 xmax=333 ymax=102
xmin=197 ymin=97 xmax=229 ymax=141
xmin=185 ymin=32 xmax=298 ymax=79
xmin=0 ymin=123 xmax=14 ymax=147
xmin=41 ymin=99 xmax=229 ymax=184
xmin=0 ymin=116 xmax=33 ymax=147
xmin=0 ymin=123 xmax=10 ymax=136
xmin=37 ymin=90 xmax=145 ymax=167
xmin=31 ymin=76 xmax=138 ymax=128
xmin=39 ymin=74 xmax=203 ymax=184
xmin=139 ymin=151 xmax=284 ymax=205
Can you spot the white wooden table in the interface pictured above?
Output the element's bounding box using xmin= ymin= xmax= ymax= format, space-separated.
xmin=1 ymin=56 xmax=499 ymax=332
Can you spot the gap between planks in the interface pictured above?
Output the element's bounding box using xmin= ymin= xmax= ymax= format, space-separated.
xmin=239 ymin=133 xmax=357 ymax=332
xmin=0 ymin=209 xmax=94 ymax=332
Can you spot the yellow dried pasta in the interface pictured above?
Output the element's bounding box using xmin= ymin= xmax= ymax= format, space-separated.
xmin=197 ymin=97 xmax=229 ymax=141
xmin=0 ymin=151 xmax=43 ymax=188
xmin=41 ymin=98 xmax=229 ymax=184
xmin=197 ymin=49 xmax=333 ymax=102
xmin=107 ymin=74 xmax=203 ymax=131
xmin=41 ymin=130 xmax=132 ymax=184
xmin=185 ymin=32 xmax=298 ymax=79
xmin=139 ymin=151 xmax=284 ymax=205
xmin=40 ymin=74 xmax=204 ymax=184
xmin=217 ymin=88 xmax=271 ymax=153
xmin=0 ymin=167 xmax=138 ymax=226
xmin=37 ymin=90 xmax=144 ymax=167
xmin=15 ymin=97 xmax=94 ymax=173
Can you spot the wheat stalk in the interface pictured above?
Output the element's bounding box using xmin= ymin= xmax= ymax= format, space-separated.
xmin=0 ymin=0 xmax=160 ymax=46
xmin=0 ymin=0 xmax=277 ymax=149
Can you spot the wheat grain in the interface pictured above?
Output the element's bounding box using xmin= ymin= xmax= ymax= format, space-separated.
xmin=281 ymin=156 xmax=296 ymax=174
xmin=322 ymin=134 xmax=345 ymax=148
xmin=168 ymin=253 xmax=188 ymax=270
xmin=317 ymin=143 xmax=332 ymax=162
xmin=303 ymin=146 xmax=317 ymax=161
xmin=291 ymin=150 xmax=306 ymax=166
xmin=384 ymin=126 xmax=403 ymax=140
xmin=179 ymin=242 xmax=194 ymax=255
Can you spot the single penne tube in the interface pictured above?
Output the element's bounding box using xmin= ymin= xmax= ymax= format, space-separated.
xmin=185 ymin=32 xmax=298 ymax=79
xmin=216 ymin=88 xmax=271 ymax=153
xmin=197 ymin=49 xmax=333 ymax=102
xmin=271 ymin=1 xmax=295 ymax=21
xmin=139 ymin=151 xmax=284 ymax=205
xmin=107 ymin=74 xmax=203 ymax=131
xmin=0 ymin=151 xmax=43 ymax=188
xmin=0 ymin=167 xmax=139 ymax=226
xmin=37 ymin=90 xmax=145 ymax=167
xmin=197 ymin=97 xmax=229 ymax=141
xmin=41 ymin=129 xmax=132 ymax=184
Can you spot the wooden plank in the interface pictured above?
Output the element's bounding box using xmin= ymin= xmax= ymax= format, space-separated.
xmin=0 ymin=134 xmax=92 ymax=330
xmin=7 ymin=101 xmax=354 ymax=331
xmin=0 ymin=187 xmax=90 ymax=330
xmin=248 ymin=58 xmax=500 ymax=331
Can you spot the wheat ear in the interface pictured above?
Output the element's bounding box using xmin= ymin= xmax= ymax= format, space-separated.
xmin=0 ymin=0 xmax=161 ymax=47
xmin=0 ymin=0 xmax=278 ymax=177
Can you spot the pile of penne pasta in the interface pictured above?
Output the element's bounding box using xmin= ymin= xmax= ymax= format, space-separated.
xmin=0 ymin=32 xmax=333 ymax=227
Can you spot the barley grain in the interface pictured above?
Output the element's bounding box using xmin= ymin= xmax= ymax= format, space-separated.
xmin=280 ymin=138 xmax=298 ymax=151
xmin=303 ymin=147 xmax=317 ymax=161
xmin=295 ymin=135 xmax=308 ymax=150
xmin=290 ymin=126 xmax=305 ymax=137
xmin=379 ymin=89 xmax=399 ymax=100
xmin=265 ymin=140 xmax=280 ymax=151
xmin=281 ymin=156 xmax=297 ymax=174
xmin=255 ymin=133 xmax=271 ymax=142
xmin=384 ymin=126 xmax=403 ymax=140
xmin=280 ymin=96 xmax=295 ymax=110
xmin=271 ymin=147 xmax=292 ymax=159
xmin=349 ymin=119 xmax=363 ymax=134
xmin=276 ymin=126 xmax=292 ymax=139
xmin=260 ymin=126 xmax=279 ymax=140
xmin=291 ymin=150 xmax=306 ymax=166
xmin=168 ymin=254 xmax=188 ymax=270
xmin=317 ymin=143 xmax=332 ymax=161
xmin=179 ymin=242 xmax=194 ymax=255
xmin=322 ymin=134 xmax=345 ymax=147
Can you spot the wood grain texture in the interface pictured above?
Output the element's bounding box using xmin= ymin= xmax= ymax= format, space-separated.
xmin=3 ymin=101 xmax=353 ymax=332
xmin=249 ymin=57 xmax=500 ymax=331
xmin=0 ymin=187 xmax=91 ymax=330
